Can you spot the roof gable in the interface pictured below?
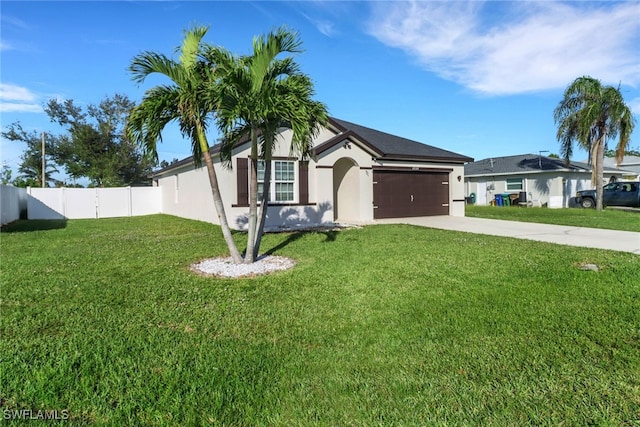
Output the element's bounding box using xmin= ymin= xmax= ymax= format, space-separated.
xmin=314 ymin=118 xmax=473 ymax=163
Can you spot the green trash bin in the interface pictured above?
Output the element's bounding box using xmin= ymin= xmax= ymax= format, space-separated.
xmin=502 ymin=193 xmax=511 ymax=206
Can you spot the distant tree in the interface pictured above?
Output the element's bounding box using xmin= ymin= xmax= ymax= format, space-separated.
xmin=1 ymin=123 xmax=61 ymax=187
xmin=0 ymin=164 xmax=13 ymax=185
xmin=605 ymin=146 xmax=640 ymax=158
xmin=548 ymin=153 xmax=560 ymax=159
xmin=158 ymin=158 xmax=180 ymax=169
xmin=45 ymin=94 xmax=156 ymax=187
xmin=554 ymin=76 xmax=636 ymax=210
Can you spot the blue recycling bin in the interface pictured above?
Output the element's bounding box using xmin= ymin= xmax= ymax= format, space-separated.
xmin=495 ymin=194 xmax=503 ymax=206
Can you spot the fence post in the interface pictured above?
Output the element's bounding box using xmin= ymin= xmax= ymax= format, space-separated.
xmin=128 ymin=186 xmax=132 ymax=217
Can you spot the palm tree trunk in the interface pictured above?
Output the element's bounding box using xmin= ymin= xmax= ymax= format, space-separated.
xmin=595 ymin=132 xmax=606 ymax=211
xmin=198 ymin=128 xmax=243 ymax=263
xmin=244 ymin=125 xmax=260 ymax=264
xmin=253 ymin=141 xmax=272 ymax=260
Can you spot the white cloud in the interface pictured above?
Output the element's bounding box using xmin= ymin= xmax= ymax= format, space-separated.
xmin=302 ymin=13 xmax=337 ymax=37
xmin=0 ymin=83 xmax=37 ymax=102
xmin=0 ymin=83 xmax=42 ymax=113
xmin=367 ymin=1 xmax=640 ymax=96
xmin=0 ymin=103 xmax=43 ymax=113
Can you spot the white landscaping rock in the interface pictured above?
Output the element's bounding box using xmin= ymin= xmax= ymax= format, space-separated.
xmin=191 ymin=255 xmax=296 ymax=278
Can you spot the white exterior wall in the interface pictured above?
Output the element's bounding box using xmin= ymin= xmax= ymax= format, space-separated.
xmin=157 ymin=166 xmax=219 ymax=224
xmin=467 ymin=173 xmax=595 ymax=208
xmin=153 ymin=124 xmax=470 ymax=228
xmin=313 ymin=140 xmax=377 ymax=223
xmin=1 ymin=185 xmax=27 ymax=225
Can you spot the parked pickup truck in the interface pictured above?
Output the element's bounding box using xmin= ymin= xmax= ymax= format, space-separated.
xmin=576 ymin=181 xmax=640 ymax=208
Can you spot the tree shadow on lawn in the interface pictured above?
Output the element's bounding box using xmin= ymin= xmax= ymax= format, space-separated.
xmin=263 ymin=229 xmax=339 ymax=256
xmin=1 ymin=219 xmax=67 ymax=233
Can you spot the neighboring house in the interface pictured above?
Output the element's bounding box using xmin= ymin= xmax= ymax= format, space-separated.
xmin=465 ymin=154 xmax=631 ymax=208
xmin=601 ymin=156 xmax=640 ymax=180
xmin=151 ymin=117 xmax=473 ymax=230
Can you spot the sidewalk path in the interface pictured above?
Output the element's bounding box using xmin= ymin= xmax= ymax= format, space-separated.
xmin=375 ymin=216 xmax=640 ymax=255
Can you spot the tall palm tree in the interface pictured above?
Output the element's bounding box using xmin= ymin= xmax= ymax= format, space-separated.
xmin=126 ymin=26 xmax=243 ymax=263
xmin=554 ymin=76 xmax=635 ymax=210
xmin=211 ymin=27 xmax=328 ymax=263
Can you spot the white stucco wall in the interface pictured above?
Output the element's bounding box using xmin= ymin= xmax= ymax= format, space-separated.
xmin=154 ymin=124 xmax=470 ymax=228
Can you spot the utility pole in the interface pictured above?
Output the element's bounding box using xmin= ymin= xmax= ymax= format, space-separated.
xmin=41 ymin=132 xmax=45 ymax=188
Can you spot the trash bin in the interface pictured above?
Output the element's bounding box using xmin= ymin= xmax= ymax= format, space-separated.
xmin=502 ymin=193 xmax=511 ymax=206
xmin=495 ymin=194 xmax=503 ymax=206
xmin=518 ymin=191 xmax=527 ymax=203
xmin=470 ymin=193 xmax=476 ymax=204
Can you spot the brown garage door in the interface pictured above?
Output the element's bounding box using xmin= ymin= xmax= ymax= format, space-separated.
xmin=373 ymin=170 xmax=449 ymax=219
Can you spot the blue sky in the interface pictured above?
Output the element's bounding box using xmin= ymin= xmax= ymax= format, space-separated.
xmin=1 ymin=0 xmax=639 ymax=180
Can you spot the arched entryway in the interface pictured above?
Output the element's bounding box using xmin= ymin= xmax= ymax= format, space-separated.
xmin=333 ymin=157 xmax=360 ymax=222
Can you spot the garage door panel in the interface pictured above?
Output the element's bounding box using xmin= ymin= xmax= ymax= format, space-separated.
xmin=373 ymin=170 xmax=449 ymax=219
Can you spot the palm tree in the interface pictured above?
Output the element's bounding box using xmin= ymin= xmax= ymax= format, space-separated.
xmin=126 ymin=26 xmax=243 ymax=263
xmin=554 ymin=76 xmax=636 ymax=210
xmin=211 ymin=27 xmax=328 ymax=263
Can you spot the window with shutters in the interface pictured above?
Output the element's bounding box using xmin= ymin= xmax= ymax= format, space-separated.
xmin=257 ymin=160 xmax=296 ymax=202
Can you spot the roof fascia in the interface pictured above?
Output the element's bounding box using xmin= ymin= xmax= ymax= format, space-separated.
xmin=465 ymin=168 xmax=624 ymax=178
xmin=382 ymin=154 xmax=474 ymax=163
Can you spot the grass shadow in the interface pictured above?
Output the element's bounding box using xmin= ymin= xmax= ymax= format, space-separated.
xmin=1 ymin=219 xmax=68 ymax=233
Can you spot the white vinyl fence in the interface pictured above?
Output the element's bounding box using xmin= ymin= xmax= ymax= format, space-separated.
xmin=26 ymin=187 xmax=162 ymax=220
xmin=1 ymin=185 xmax=28 ymax=225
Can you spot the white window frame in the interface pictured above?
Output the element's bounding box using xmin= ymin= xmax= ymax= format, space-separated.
xmin=506 ymin=178 xmax=523 ymax=191
xmin=257 ymin=160 xmax=297 ymax=203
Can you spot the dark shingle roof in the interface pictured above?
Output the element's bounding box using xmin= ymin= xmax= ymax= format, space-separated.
xmin=320 ymin=118 xmax=473 ymax=163
xmin=152 ymin=118 xmax=474 ymax=176
xmin=464 ymin=154 xmax=621 ymax=176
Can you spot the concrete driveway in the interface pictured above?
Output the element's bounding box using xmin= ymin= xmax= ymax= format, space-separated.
xmin=375 ymin=216 xmax=640 ymax=255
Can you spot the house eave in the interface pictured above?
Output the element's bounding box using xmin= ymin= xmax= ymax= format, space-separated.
xmin=465 ymin=168 xmax=625 ymax=178
xmin=380 ymin=154 xmax=474 ymax=164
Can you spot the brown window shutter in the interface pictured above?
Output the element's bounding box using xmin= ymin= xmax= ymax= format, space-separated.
xmin=237 ymin=157 xmax=248 ymax=206
xmin=299 ymin=161 xmax=309 ymax=204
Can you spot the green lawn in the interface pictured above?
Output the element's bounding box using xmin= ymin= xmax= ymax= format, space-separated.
xmin=466 ymin=204 xmax=640 ymax=232
xmin=2 ymin=215 xmax=639 ymax=425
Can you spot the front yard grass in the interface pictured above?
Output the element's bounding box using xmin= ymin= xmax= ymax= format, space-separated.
xmin=466 ymin=204 xmax=640 ymax=232
xmin=2 ymin=215 xmax=639 ymax=425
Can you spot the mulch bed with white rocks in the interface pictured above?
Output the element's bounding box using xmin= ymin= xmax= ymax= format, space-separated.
xmin=190 ymin=255 xmax=296 ymax=279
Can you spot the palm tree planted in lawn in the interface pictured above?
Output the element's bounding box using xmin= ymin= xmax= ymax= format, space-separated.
xmin=210 ymin=27 xmax=328 ymax=263
xmin=554 ymin=76 xmax=636 ymax=210
xmin=126 ymin=26 xmax=243 ymax=263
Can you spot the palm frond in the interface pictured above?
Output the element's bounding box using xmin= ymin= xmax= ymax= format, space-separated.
xmin=129 ymin=51 xmax=187 ymax=87
xmin=179 ymin=26 xmax=210 ymax=71
xmin=126 ymin=85 xmax=181 ymax=163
